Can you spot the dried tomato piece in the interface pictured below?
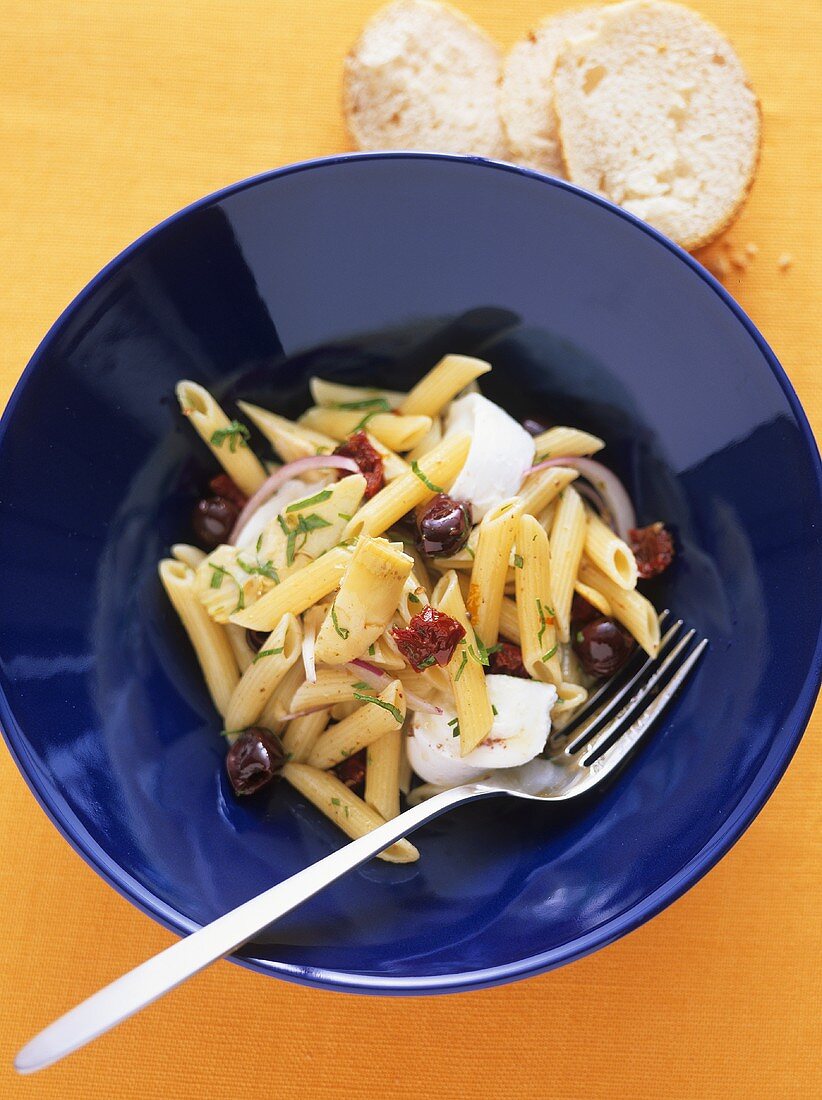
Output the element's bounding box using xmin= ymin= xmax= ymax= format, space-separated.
xmin=334 ymin=749 xmax=366 ymax=796
xmin=629 ymin=522 xmax=675 ymax=579
xmin=209 ymin=473 xmax=247 ymax=509
xmin=488 ymin=642 xmax=529 ymax=679
xmin=334 ymin=431 xmax=385 ymax=499
xmin=392 ymin=606 xmax=466 ymax=672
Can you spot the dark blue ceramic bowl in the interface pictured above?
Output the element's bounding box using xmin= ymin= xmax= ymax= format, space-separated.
xmin=1 ymin=153 xmax=820 ymax=993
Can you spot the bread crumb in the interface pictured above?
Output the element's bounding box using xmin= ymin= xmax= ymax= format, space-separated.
xmin=745 ymin=242 xmax=759 ymax=256
xmin=777 ymin=253 xmax=793 ymax=270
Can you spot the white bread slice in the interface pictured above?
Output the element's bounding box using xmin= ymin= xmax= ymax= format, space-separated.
xmin=343 ymin=0 xmax=507 ymax=158
xmin=553 ymin=0 xmax=761 ymax=249
xmin=501 ymin=7 xmax=604 ymax=177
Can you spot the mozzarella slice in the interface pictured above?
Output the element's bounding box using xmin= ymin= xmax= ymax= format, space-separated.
xmin=234 ymin=476 xmax=321 ymax=548
xmin=443 ymin=393 xmax=534 ymax=520
xmin=407 ymin=675 xmax=557 ymax=786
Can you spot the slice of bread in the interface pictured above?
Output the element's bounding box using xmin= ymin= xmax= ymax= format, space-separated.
xmin=553 ymin=0 xmax=761 ymax=249
xmin=343 ymin=0 xmax=507 ymax=158
xmin=501 ymin=7 xmax=604 ymax=177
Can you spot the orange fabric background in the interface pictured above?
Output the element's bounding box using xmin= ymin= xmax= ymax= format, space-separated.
xmin=0 ymin=2 xmax=819 ymax=1096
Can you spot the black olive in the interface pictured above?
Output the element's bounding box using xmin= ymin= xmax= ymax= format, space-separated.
xmin=416 ymin=494 xmax=472 ymax=557
xmin=226 ymin=727 xmax=286 ymax=796
xmin=192 ymin=496 xmax=238 ymax=549
xmin=245 ymin=629 xmax=269 ymax=653
xmin=572 ymin=616 xmax=636 ymax=678
xmin=522 ymin=418 xmax=552 ymax=436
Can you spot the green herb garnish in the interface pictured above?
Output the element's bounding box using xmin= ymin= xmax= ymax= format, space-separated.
xmin=332 ymin=397 xmax=391 ymax=413
xmin=466 ymin=545 xmax=475 ymax=560
xmin=368 ymin=643 xmax=376 ymax=656
xmin=447 ymin=717 xmax=460 ymax=738
xmin=491 ymin=705 xmax=498 ymax=716
xmin=408 ymin=592 xmax=421 ymax=605
xmin=351 ymin=681 xmax=371 ymax=691
xmin=541 ymin=644 xmax=558 ymax=662
xmin=338 ymin=512 xmax=353 ymax=521
xmin=513 ymin=554 xmax=524 ymax=569
xmin=536 ymin=597 xmax=548 ymax=647
xmin=253 ymin=647 xmax=283 ymax=663
xmin=286 ymin=489 xmax=332 ymax=512
xmin=353 ymin=692 xmax=404 ymax=724
xmin=210 ymin=420 xmax=250 ymax=452
xmin=454 ymin=649 xmax=468 ymax=682
xmin=234 ymin=588 xmax=246 ymax=613
xmin=331 ymin=797 xmax=341 ymax=806
xmin=410 ymin=460 xmax=443 ymax=493
xmin=470 ymin=634 xmax=491 ymax=666
xmin=256 ymin=533 xmax=264 ymax=553
xmin=575 ymin=630 xmax=584 ymax=644
xmin=237 ymin=557 xmax=280 ymax=584
xmin=331 ymin=603 xmax=349 ymax=640
xmin=209 ymin=563 xmax=230 ymax=589
xmin=417 ymin=654 xmax=437 ymax=669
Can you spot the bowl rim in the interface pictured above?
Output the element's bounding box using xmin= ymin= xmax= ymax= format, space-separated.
xmin=1 ymin=151 xmax=820 ymax=995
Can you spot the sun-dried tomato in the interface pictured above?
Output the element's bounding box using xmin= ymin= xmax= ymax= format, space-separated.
xmin=629 ymin=522 xmax=675 ymax=579
xmin=392 ymin=606 xmax=465 ymax=672
xmin=334 ymin=749 xmax=366 ymax=796
xmin=208 ymin=473 xmax=247 ymax=509
xmin=334 ymin=431 xmax=385 ymax=499
xmin=488 ymin=642 xmax=529 ymax=679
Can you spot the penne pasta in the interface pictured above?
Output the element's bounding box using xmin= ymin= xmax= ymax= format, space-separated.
xmin=398 ymin=354 xmax=491 ymax=418
xmin=432 ymin=571 xmax=494 ymax=755
xmin=281 ymin=762 xmax=419 ymax=862
xmin=573 ymin=579 xmax=612 ymax=617
xmin=230 ymin=545 xmax=352 ymax=630
xmin=258 ymin=657 xmax=306 ymax=727
xmin=225 ymin=622 xmax=254 ymax=674
xmin=518 ymin=466 xmax=579 ymax=518
xmin=330 ymin=700 xmax=360 ymax=722
xmin=238 ymin=400 xmax=336 ymax=459
xmin=344 ymin=433 xmax=471 ymax=539
xmin=223 ymin=613 xmax=303 ymax=731
xmin=584 ymin=508 xmax=638 ymax=590
xmin=300 ymin=406 xmax=432 ymax=453
xmin=314 ymin=537 xmax=414 ymax=665
xmin=171 ymin=544 xmax=206 ymax=569
xmin=498 ymin=596 xmax=521 ymax=643
xmin=550 ymin=486 xmax=587 ymax=643
xmin=465 ymin=497 xmax=524 ymax=647
xmin=398 ymin=737 xmax=413 ymax=795
xmin=159 ymin=559 xmax=240 ymax=716
xmin=365 ymin=729 xmax=402 ymax=820
xmin=406 ymin=417 xmax=442 ymax=464
xmin=577 ymin=559 xmax=661 ymax=656
xmin=307 ymin=680 xmax=406 ymax=769
xmin=289 ymin=668 xmax=373 ymax=712
xmin=532 ymin=426 xmax=605 ymax=461
xmin=513 ymin=515 xmax=563 ymax=687
xmin=309 ymin=378 xmax=405 ymax=410
xmin=281 ymin=708 xmax=330 ymax=764
xmin=176 ymin=381 xmax=267 ymax=496
xmin=363 ymin=433 xmax=411 ymax=482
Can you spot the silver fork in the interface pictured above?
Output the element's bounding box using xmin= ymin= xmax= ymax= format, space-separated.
xmin=15 ymin=620 xmax=707 ymax=1074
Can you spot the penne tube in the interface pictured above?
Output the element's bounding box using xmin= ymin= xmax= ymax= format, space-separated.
xmin=513 ymin=515 xmax=563 ymax=687
xmin=399 ymin=355 xmax=491 ymax=418
xmin=532 ymin=426 xmax=605 ymax=461
xmin=309 ymin=378 xmax=405 ymax=410
xmin=465 ymin=497 xmax=523 ymax=647
xmin=171 ymin=544 xmax=206 ymax=569
xmin=398 ymin=738 xmax=413 ymax=795
xmin=406 ymin=417 xmax=442 ymax=464
xmin=344 ymin=433 xmax=471 ymax=540
xmin=432 ymin=571 xmax=494 ymax=755
xmin=396 ymin=663 xmax=451 ymax=702
xmin=365 ymin=729 xmax=402 ymax=820
xmin=281 ymin=708 xmax=330 ymax=764
xmin=362 ymin=433 xmax=410 ymax=482
xmin=230 ymin=545 xmax=352 ymax=630
xmin=300 ymin=406 xmax=432 ymax=453
xmin=238 ymin=400 xmax=336 ymax=457
xmin=176 ymin=381 xmax=267 ymax=496
xmin=314 ymin=537 xmax=414 ymax=665
xmin=290 ymin=668 xmax=371 ymax=712
xmin=330 ymin=700 xmax=360 ymax=721
xmin=498 ymin=596 xmax=521 ymax=644
xmin=258 ymin=657 xmax=306 ymax=726
xmin=307 ymin=681 xmax=406 ymax=769
xmin=518 ymin=466 xmax=579 ymax=518
xmin=577 ymin=559 xmax=661 ymax=657
xmin=159 ymin=559 xmax=240 ymax=716
xmin=584 ymin=508 xmax=638 ymax=590
xmin=225 ymin=622 xmax=254 ymax=673
xmin=574 ymin=579 xmax=612 ymax=618
xmin=223 ymin=613 xmax=303 ymax=730
xmin=281 ymin=763 xmax=419 ymax=862
xmin=362 ymin=630 xmax=406 ymax=671
xmin=550 ymin=486 xmax=587 ymax=643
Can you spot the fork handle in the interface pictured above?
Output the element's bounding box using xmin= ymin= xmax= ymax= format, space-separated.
xmin=15 ymin=783 xmax=491 ymax=1074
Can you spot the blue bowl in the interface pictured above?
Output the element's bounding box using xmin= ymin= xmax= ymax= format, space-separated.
xmin=1 ymin=153 xmax=820 ymax=993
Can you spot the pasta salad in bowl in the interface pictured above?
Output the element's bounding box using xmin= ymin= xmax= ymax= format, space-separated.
xmin=167 ymin=355 xmax=674 ymax=859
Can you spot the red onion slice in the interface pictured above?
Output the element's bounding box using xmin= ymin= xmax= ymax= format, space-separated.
xmin=348 ymin=659 xmax=443 ymax=715
xmin=229 ymin=455 xmax=360 ymax=544
xmin=278 ymin=703 xmax=330 ymax=723
xmin=525 ymin=456 xmax=636 ymax=540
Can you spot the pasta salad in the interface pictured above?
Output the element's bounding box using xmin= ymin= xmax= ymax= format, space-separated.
xmin=161 ymin=355 xmax=674 ymax=862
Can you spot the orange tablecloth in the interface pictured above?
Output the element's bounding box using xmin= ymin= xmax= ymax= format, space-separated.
xmin=0 ymin=2 xmax=819 ymax=1096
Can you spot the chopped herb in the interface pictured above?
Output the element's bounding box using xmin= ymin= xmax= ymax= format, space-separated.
xmin=352 ymin=409 xmax=382 ymax=432
xmin=256 ymin=533 xmax=263 ymax=553
xmin=410 ymin=460 xmax=443 ymax=493
xmin=220 ymin=728 xmax=244 ymax=738
xmin=471 ymin=634 xmax=491 ymax=666
xmin=351 ymin=681 xmax=371 ymax=691
xmin=344 ymin=804 xmax=350 ymax=818
xmin=210 ymin=420 xmax=250 ymax=452
xmin=466 ymin=545 xmax=476 ymax=560
xmin=209 ymin=563 xmax=230 ymax=589
xmin=331 ymin=603 xmax=349 ymax=640
xmin=368 ymin=643 xmax=376 ymax=656
xmin=253 ymin=647 xmax=283 ymax=663
xmin=447 ymin=717 xmax=460 ymax=738
xmin=417 ymin=654 xmax=437 ymax=669
xmin=536 ymin=598 xmax=548 ymax=647
xmin=491 ymin=705 xmax=498 ymax=716
xmin=513 ymin=554 xmax=524 ymax=569
xmin=338 ymin=512 xmax=353 ymax=521
xmin=353 ymin=692 xmax=404 ymax=724
xmin=237 ymin=557 xmax=280 ymax=584
xmin=454 ymin=649 xmax=468 ymax=682
xmin=576 ymin=630 xmax=584 ymax=644
xmin=286 ymin=489 xmax=332 ymax=512
xmin=331 ymin=797 xmax=341 ymax=806
xmin=408 ymin=592 xmax=422 ymax=605
xmin=276 ymin=514 xmax=290 ymax=536
xmin=541 ymin=644 xmax=558 ymax=662
xmin=487 ymin=643 xmax=503 ymax=655
xmin=234 ymin=588 xmax=246 ymax=613
xmin=537 ymin=451 xmax=551 ymax=462
xmin=331 ymin=397 xmax=390 ymax=413
xmin=279 ymin=511 xmax=332 ymax=565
